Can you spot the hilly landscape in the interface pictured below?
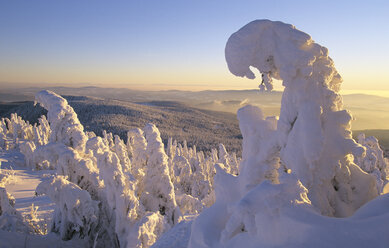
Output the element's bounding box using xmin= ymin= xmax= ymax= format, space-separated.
xmin=0 ymin=95 xmax=242 ymax=156
xmin=1 ymin=88 xmax=388 ymax=157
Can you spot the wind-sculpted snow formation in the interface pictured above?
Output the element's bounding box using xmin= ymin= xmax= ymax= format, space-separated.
xmin=0 ymin=90 xmax=239 ymax=247
xmin=187 ymin=19 xmax=389 ymax=248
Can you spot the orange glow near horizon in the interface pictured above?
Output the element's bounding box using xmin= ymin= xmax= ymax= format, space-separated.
xmin=1 ymin=61 xmax=388 ymax=93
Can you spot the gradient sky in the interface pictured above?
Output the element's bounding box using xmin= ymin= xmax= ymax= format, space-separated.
xmin=0 ymin=0 xmax=388 ymax=92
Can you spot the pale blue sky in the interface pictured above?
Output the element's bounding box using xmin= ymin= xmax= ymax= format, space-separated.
xmin=0 ymin=0 xmax=388 ymax=91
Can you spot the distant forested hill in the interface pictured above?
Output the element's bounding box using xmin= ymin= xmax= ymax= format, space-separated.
xmin=2 ymin=94 xmax=388 ymax=157
xmin=0 ymin=96 xmax=242 ymax=156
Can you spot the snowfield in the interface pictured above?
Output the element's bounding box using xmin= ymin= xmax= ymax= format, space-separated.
xmin=1 ymin=19 xmax=389 ymax=248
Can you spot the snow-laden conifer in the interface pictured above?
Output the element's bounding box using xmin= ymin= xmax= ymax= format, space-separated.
xmin=356 ymin=133 xmax=389 ymax=192
xmin=142 ymin=123 xmax=181 ymax=226
xmin=35 ymin=90 xmax=87 ymax=152
xmin=36 ymin=176 xmax=98 ymax=240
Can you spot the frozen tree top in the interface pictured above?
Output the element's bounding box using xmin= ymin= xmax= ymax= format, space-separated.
xmin=35 ymin=90 xmax=87 ymax=151
xmin=225 ymin=19 xmax=341 ymax=92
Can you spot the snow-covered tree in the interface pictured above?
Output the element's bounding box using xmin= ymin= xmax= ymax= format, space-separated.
xmin=33 ymin=115 xmax=51 ymax=146
xmin=36 ymin=176 xmax=98 ymax=240
xmin=225 ymin=19 xmax=377 ymax=217
xmin=19 ymin=141 xmax=37 ymax=169
xmin=114 ymin=135 xmax=132 ymax=178
xmin=142 ymin=123 xmax=181 ymax=226
xmin=236 ymin=105 xmax=280 ymax=195
xmin=356 ymin=133 xmax=389 ymax=192
xmin=218 ymin=143 xmax=239 ymax=175
xmin=188 ymin=19 xmax=387 ymax=248
xmin=0 ymin=119 xmax=7 ymax=149
xmin=35 ymin=90 xmax=87 ymax=152
xmin=87 ymin=136 xmax=143 ymax=248
xmin=127 ymin=128 xmax=148 ymax=180
xmin=9 ymin=113 xmax=34 ymax=143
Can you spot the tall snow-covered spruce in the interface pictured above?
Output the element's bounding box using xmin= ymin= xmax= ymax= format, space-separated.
xmin=188 ymin=19 xmax=389 ymax=248
xmin=142 ymin=123 xmax=181 ymax=226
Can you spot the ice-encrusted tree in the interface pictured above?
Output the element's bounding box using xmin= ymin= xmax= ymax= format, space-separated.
xmin=114 ymin=134 xmax=132 ymax=178
xmin=0 ymin=113 xmax=49 ymax=151
xmin=35 ymin=176 xmax=99 ymax=240
xmin=236 ymin=105 xmax=280 ymax=195
xmin=225 ymin=19 xmax=378 ymax=217
xmin=9 ymin=113 xmax=34 ymax=143
xmin=188 ymin=19 xmax=386 ymax=248
xmin=142 ymin=123 xmax=181 ymax=226
xmin=0 ymin=119 xmax=7 ymax=148
xmin=87 ymin=136 xmax=143 ymax=248
xmin=218 ymin=144 xmax=239 ymax=175
xmin=355 ymin=133 xmax=389 ymax=192
xmin=127 ymin=128 xmax=148 ymax=182
xmin=35 ymin=90 xmax=87 ymax=152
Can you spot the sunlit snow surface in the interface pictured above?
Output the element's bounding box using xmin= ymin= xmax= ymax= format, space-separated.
xmin=0 ymin=150 xmax=89 ymax=247
xmin=1 ymin=150 xmax=54 ymax=219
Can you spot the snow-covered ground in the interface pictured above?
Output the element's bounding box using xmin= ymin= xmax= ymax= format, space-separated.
xmin=0 ymin=230 xmax=85 ymax=248
xmin=0 ymin=150 xmax=87 ymax=248
xmin=1 ymin=151 xmax=54 ymax=220
xmin=151 ymin=216 xmax=194 ymax=248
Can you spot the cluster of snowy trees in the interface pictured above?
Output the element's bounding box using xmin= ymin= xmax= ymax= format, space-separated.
xmin=0 ymin=90 xmax=239 ymax=247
